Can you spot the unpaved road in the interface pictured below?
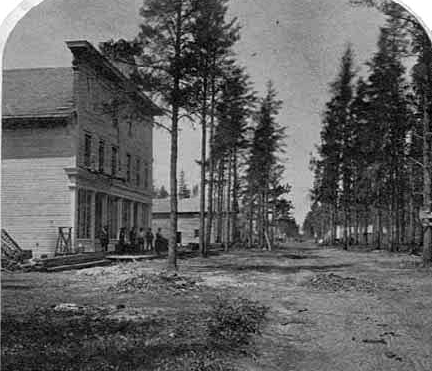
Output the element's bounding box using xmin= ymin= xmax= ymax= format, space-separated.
xmin=2 ymin=242 xmax=432 ymax=370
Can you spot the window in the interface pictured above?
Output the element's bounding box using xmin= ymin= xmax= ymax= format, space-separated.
xmin=194 ymin=229 xmax=200 ymax=238
xmin=98 ymin=140 xmax=105 ymax=172
xmin=126 ymin=154 xmax=131 ymax=182
xmin=128 ymin=122 xmax=133 ymax=137
xmin=107 ymin=196 xmax=119 ymax=239
xmin=122 ymin=199 xmax=131 ymax=231
xmin=136 ymin=159 xmax=141 ymax=187
xmin=86 ymin=77 xmax=92 ymax=109
xmin=77 ymin=189 xmax=92 ymax=238
xmin=144 ymin=163 xmax=149 ymax=189
xmin=111 ymin=146 xmax=118 ymax=176
xmin=84 ymin=134 xmax=92 ymax=168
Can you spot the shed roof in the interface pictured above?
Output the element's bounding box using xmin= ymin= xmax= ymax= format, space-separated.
xmin=2 ymin=67 xmax=75 ymax=118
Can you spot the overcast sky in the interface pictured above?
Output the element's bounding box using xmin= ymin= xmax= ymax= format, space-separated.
xmin=3 ymin=0 xmax=387 ymax=224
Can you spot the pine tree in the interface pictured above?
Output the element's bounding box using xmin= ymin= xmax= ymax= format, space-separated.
xmin=178 ymin=170 xmax=191 ymax=199
xmin=100 ymin=0 xmax=199 ymax=271
xmin=365 ymin=18 xmax=410 ymax=251
xmin=212 ymin=64 xmax=255 ymax=248
xmin=246 ymin=81 xmax=284 ymax=249
xmin=186 ymin=0 xmax=240 ymax=256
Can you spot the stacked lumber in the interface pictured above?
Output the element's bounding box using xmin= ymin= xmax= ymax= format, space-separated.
xmin=38 ymin=252 xmax=111 ymax=272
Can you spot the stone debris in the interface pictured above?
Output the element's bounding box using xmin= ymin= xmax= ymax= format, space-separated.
xmin=109 ymin=272 xmax=203 ymax=295
xmin=307 ymin=273 xmax=382 ymax=293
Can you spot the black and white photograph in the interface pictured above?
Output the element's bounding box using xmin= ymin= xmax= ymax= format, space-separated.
xmin=1 ymin=0 xmax=431 ymax=369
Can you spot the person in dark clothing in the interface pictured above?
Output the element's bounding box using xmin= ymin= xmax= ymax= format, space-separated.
xmin=145 ymin=228 xmax=154 ymax=252
xmin=100 ymin=225 xmax=109 ymax=252
xmin=138 ymin=227 xmax=145 ymax=252
xmin=155 ymin=228 xmax=163 ymax=255
xmin=129 ymin=226 xmax=137 ymax=251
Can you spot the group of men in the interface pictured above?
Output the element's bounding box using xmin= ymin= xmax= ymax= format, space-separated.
xmin=99 ymin=226 xmax=164 ymax=254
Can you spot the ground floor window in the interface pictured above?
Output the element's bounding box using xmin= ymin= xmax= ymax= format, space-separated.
xmin=107 ymin=196 xmax=119 ymax=239
xmin=122 ymin=199 xmax=131 ymax=231
xmin=141 ymin=204 xmax=149 ymax=229
xmin=77 ymin=189 xmax=92 ymax=238
xmin=95 ymin=193 xmax=104 ymax=238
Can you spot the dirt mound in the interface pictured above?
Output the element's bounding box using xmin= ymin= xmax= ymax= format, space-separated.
xmin=109 ymin=272 xmax=203 ymax=295
xmin=306 ymin=273 xmax=381 ymax=293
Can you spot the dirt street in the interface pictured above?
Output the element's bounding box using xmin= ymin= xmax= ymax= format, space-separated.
xmin=2 ymin=242 xmax=432 ymax=370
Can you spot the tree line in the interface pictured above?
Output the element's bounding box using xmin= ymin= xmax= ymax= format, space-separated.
xmin=303 ymin=0 xmax=432 ymax=265
xmin=100 ymin=0 xmax=295 ymax=270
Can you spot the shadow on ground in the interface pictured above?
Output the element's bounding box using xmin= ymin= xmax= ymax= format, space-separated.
xmin=197 ymin=263 xmax=353 ymax=275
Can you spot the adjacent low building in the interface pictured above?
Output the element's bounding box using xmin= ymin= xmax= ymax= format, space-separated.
xmin=2 ymin=40 xmax=162 ymax=257
xmin=152 ymin=196 xmax=233 ymax=246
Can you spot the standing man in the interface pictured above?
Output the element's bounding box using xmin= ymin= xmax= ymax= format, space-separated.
xmin=129 ymin=226 xmax=137 ymax=251
xmin=138 ymin=227 xmax=145 ymax=252
xmin=145 ymin=228 xmax=154 ymax=252
xmin=155 ymin=227 xmax=163 ymax=256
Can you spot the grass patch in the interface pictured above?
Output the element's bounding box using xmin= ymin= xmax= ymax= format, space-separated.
xmin=1 ymin=297 xmax=268 ymax=371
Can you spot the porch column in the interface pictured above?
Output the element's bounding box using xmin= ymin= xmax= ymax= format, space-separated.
xmin=90 ymin=191 xmax=96 ymax=246
xmin=70 ymin=186 xmax=77 ymax=251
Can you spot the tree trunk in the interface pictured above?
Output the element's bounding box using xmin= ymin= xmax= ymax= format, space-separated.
xmin=199 ymin=63 xmax=208 ymax=257
xmin=225 ymin=152 xmax=232 ymax=251
xmin=343 ymin=204 xmax=348 ymax=250
xmin=376 ymin=207 xmax=382 ymax=250
xmin=363 ymin=207 xmax=369 ymax=246
xmin=216 ymin=159 xmax=224 ymax=243
xmin=330 ymin=203 xmax=337 ymax=245
xmin=423 ymin=100 xmax=432 ymax=265
xmin=231 ymin=149 xmax=239 ymax=243
xmin=205 ymin=74 xmax=216 ymax=249
xmin=248 ymin=188 xmax=254 ymax=248
xmin=167 ymin=2 xmax=183 ymax=271
xmin=354 ymin=208 xmax=359 ymax=246
xmin=408 ymin=161 xmax=416 ymax=246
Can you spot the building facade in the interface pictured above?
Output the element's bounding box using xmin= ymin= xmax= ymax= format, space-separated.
xmin=2 ymin=40 xmax=162 ymax=257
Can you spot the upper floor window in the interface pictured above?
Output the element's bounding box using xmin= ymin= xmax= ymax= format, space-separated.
xmin=86 ymin=76 xmax=95 ymax=110
xmin=84 ymin=134 xmax=92 ymax=168
xmin=98 ymin=140 xmax=105 ymax=173
xmin=144 ymin=162 xmax=149 ymax=190
xmin=128 ymin=122 xmax=133 ymax=137
xmin=111 ymin=146 xmax=118 ymax=176
xmin=136 ymin=158 xmax=141 ymax=187
xmin=126 ymin=153 xmax=131 ymax=182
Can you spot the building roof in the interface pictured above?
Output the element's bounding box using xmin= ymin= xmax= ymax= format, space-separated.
xmin=2 ymin=67 xmax=75 ymax=118
xmin=153 ymin=197 xmax=202 ymax=214
xmin=2 ymin=40 xmax=163 ymax=119
xmin=152 ymin=196 xmax=234 ymax=215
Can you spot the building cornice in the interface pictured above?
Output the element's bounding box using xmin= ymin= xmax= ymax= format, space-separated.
xmin=66 ymin=40 xmax=163 ymax=117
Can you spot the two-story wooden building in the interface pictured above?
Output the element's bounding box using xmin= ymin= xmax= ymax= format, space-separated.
xmin=2 ymin=40 xmax=162 ymax=257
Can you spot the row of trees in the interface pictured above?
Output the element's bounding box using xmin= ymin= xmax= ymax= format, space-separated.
xmin=304 ymin=0 xmax=432 ymax=265
xmin=153 ymin=171 xmax=199 ymax=199
xmin=101 ymin=0 xmax=295 ymax=270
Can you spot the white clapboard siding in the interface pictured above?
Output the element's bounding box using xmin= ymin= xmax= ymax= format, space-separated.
xmin=2 ymin=156 xmax=74 ymax=257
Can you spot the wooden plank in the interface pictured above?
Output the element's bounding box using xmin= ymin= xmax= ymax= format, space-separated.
xmin=106 ymin=254 xmax=159 ymax=261
xmin=46 ymin=259 xmax=111 ymax=272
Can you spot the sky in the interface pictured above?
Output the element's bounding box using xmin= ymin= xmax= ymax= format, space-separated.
xmin=3 ymin=0 xmax=387 ymax=224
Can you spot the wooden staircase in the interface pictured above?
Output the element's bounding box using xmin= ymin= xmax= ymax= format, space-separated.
xmin=1 ymin=229 xmax=32 ymax=268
